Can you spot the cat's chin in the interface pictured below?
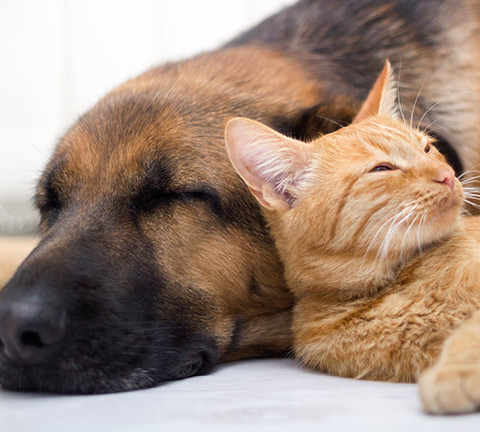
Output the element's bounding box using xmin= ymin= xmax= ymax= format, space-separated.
xmin=421 ymin=201 xmax=462 ymax=247
xmin=424 ymin=185 xmax=463 ymax=221
xmin=434 ymin=194 xmax=462 ymax=219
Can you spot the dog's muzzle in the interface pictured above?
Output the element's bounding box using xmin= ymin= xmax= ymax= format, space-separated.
xmin=0 ymin=229 xmax=219 ymax=394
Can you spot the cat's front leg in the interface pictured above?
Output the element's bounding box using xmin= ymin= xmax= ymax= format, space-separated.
xmin=419 ymin=309 xmax=480 ymax=414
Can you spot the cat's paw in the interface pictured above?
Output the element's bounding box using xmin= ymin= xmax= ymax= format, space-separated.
xmin=419 ymin=364 xmax=480 ymax=414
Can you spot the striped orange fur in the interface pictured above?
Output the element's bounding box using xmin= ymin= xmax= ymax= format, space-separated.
xmin=225 ymin=61 xmax=480 ymax=414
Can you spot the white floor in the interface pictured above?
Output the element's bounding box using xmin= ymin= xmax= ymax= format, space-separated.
xmin=1 ymin=358 xmax=479 ymax=432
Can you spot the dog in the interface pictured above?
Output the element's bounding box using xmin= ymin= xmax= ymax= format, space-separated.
xmin=0 ymin=0 xmax=479 ymax=394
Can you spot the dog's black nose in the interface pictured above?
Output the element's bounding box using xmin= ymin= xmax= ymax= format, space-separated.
xmin=0 ymin=296 xmax=66 ymax=365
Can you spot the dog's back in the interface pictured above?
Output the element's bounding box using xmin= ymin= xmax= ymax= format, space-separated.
xmin=231 ymin=0 xmax=480 ymax=174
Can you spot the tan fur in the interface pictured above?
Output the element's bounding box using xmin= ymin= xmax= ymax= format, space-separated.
xmin=225 ymin=62 xmax=480 ymax=414
xmin=0 ymin=237 xmax=37 ymax=289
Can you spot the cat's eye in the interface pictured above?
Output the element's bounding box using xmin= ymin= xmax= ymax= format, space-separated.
xmin=370 ymin=163 xmax=395 ymax=173
xmin=424 ymin=145 xmax=431 ymax=153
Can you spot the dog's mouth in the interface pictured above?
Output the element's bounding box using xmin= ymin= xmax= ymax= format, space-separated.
xmin=0 ymin=334 xmax=217 ymax=394
xmin=165 ymin=353 xmax=208 ymax=380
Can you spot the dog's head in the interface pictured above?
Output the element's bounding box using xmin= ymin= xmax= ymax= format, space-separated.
xmin=0 ymin=47 xmax=341 ymax=393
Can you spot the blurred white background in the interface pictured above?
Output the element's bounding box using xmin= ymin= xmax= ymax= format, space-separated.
xmin=0 ymin=0 xmax=295 ymax=234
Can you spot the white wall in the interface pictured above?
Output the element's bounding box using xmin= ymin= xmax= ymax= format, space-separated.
xmin=0 ymin=0 xmax=295 ymax=234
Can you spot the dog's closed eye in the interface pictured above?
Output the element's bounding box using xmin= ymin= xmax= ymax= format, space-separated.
xmin=129 ymin=189 xmax=184 ymax=213
xmin=35 ymin=178 xmax=62 ymax=226
xmin=129 ymin=186 xmax=223 ymax=218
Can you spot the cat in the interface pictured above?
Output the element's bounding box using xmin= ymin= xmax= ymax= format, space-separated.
xmin=224 ymin=61 xmax=480 ymax=414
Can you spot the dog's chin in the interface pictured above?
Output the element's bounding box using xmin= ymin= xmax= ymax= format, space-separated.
xmin=0 ymin=364 xmax=155 ymax=394
xmin=0 ymin=350 xmax=215 ymax=394
xmin=0 ymin=321 xmax=219 ymax=395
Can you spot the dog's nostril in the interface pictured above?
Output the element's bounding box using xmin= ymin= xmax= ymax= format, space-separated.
xmin=21 ymin=331 xmax=46 ymax=349
xmin=0 ymin=297 xmax=67 ymax=365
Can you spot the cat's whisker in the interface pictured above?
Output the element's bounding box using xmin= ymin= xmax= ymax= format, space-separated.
xmin=360 ymin=211 xmax=402 ymax=270
xmin=417 ymin=98 xmax=448 ymax=131
xmin=400 ymin=213 xmax=420 ymax=258
xmin=460 ymin=177 xmax=480 ymax=187
xmin=458 ymin=168 xmax=480 ymax=181
xmin=384 ymin=211 xmax=414 ymax=252
xmin=363 ymin=205 xmax=410 ymax=257
xmin=416 ymin=213 xmax=427 ymax=255
xmin=463 ymin=198 xmax=480 ymax=211
xmin=462 ymin=189 xmax=480 ymax=195
xmin=463 ymin=196 xmax=480 ymax=203
xmin=460 ymin=181 xmax=480 ymax=189
xmin=462 ymin=192 xmax=480 ymax=202
xmin=462 ymin=184 xmax=480 ymax=190
xmin=464 ymin=192 xmax=480 ymax=199
xmin=396 ymin=59 xmax=407 ymax=126
xmin=464 ymin=189 xmax=480 ymax=197
xmin=459 ymin=164 xmax=480 ymax=174
xmin=362 ymin=205 xmax=410 ymax=270
xmin=421 ymin=113 xmax=448 ymax=135
xmin=464 ymin=194 xmax=480 ymax=200
xmin=410 ymin=77 xmax=426 ymax=129
xmin=314 ymin=115 xmax=347 ymax=129
xmin=461 ymin=184 xmax=480 ymax=191
xmin=463 ymin=193 xmax=480 ymax=201
xmin=377 ymin=207 xmax=414 ymax=264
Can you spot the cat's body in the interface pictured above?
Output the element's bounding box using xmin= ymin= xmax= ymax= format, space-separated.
xmin=294 ymin=215 xmax=480 ymax=382
xmin=225 ymin=62 xmax=480 ymax=413
xmin=263 ymin=113 xmax=480 ymax=383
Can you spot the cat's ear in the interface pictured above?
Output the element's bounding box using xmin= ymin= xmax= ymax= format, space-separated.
xmin=225 ymin=118 xmax=312 ymax=211
xmin=353 ymin=60 xmax=400 ymax=123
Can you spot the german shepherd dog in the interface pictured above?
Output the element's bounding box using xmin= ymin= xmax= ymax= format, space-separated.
xmin=0 ymin=0 xmax=479 ymax=394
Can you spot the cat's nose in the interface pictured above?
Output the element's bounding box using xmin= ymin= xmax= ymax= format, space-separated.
xmin=434 ymin=168 xmax=455 ymax=192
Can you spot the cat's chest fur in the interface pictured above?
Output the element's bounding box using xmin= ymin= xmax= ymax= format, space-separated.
xmin=290 ymin=217 xmax=480 ymax=381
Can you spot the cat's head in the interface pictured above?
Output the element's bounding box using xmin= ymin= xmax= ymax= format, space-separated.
xmin=224 ymin=61 xmax=464 ymax=292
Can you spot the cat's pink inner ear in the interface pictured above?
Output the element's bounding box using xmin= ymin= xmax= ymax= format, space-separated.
xmin=353 ymin=60 xmax=399 ymax=123
xmin=225 ymin=117 xmax=311 ymax=210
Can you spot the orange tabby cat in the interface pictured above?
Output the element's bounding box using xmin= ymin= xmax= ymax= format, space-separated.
xmin=224 ymin=61 xmax=480 ymax=414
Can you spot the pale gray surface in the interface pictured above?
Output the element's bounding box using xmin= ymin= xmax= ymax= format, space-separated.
xmin=0 ymin=358 xmax=479 ymax=432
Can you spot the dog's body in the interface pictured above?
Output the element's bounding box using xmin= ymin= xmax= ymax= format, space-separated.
xmin=0 ymin=0 xmax=479 ymax=394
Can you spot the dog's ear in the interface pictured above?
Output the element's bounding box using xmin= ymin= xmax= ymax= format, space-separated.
xmin=225 ymin=118 xmax=312 ymax=211
xmin=288 ymin=100 xmax=355 ymax=141
xmin=353 ymin=60 xmax=400 ymax=123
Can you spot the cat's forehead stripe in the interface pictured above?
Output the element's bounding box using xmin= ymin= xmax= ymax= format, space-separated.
xmin=364 ymin=127 xmax=427 ymax=154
